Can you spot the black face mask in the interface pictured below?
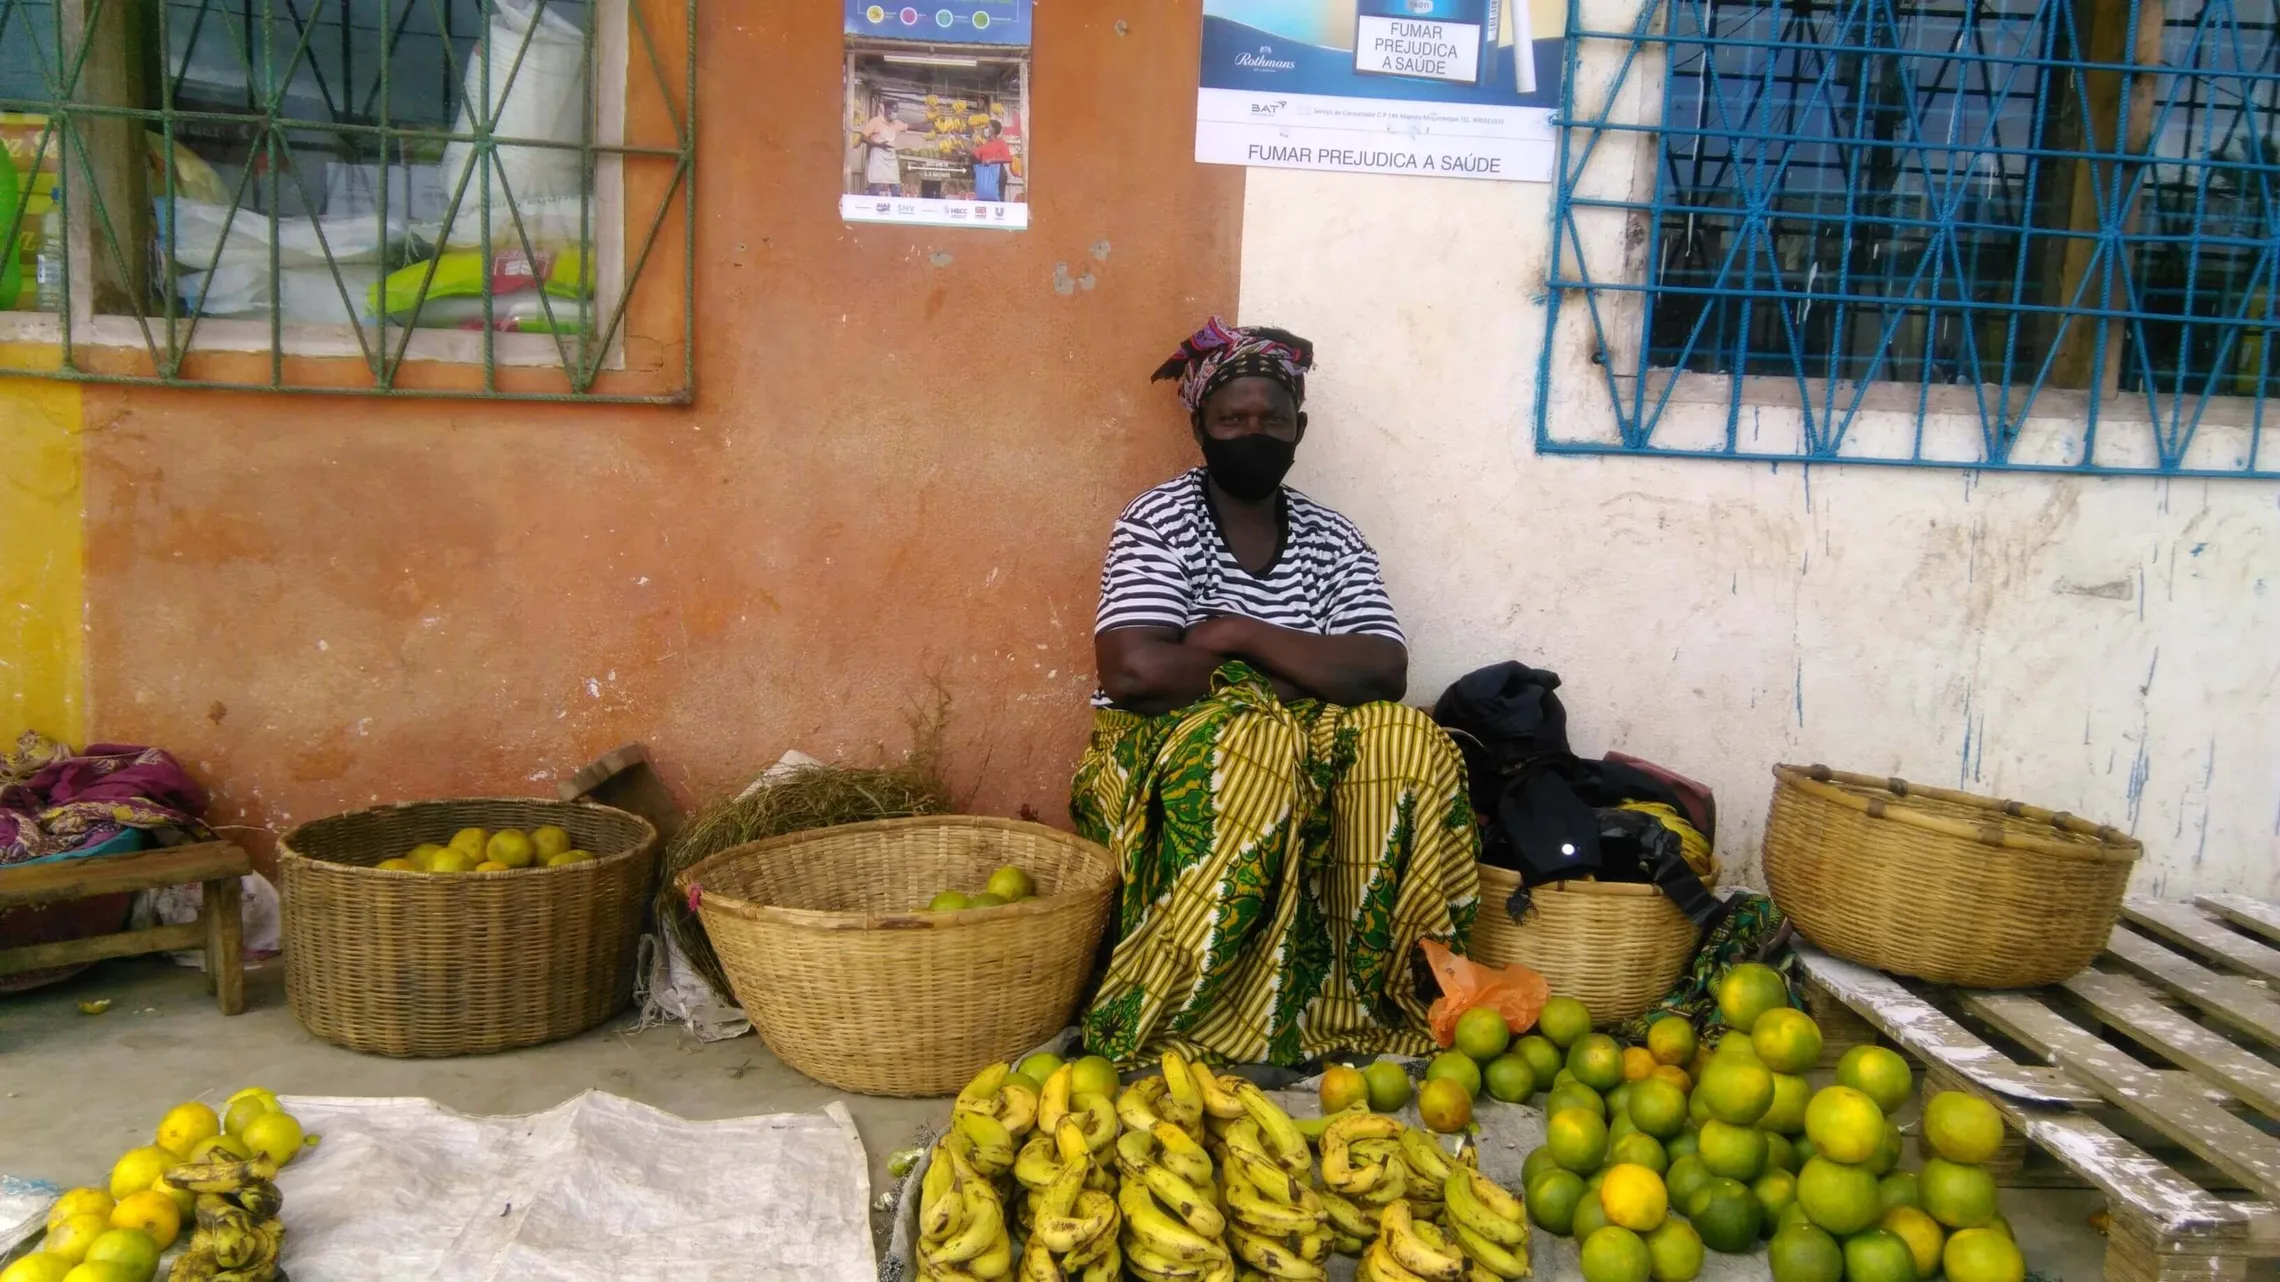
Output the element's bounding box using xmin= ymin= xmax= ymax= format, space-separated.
xmin=1199 ymin=432 xmax=1297 ymax=501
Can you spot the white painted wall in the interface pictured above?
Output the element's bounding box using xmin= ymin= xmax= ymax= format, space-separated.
xmin=1240 ymin=165 xmax=2280 ymax=897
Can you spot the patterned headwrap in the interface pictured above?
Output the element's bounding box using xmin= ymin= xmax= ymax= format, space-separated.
xmin=1150 ymin=317 xmax=1315 ymax=413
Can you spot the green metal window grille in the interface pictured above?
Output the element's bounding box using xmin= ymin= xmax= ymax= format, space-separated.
xmin=0 ymin=0 xmax=694 ymax=401
xmin=1542 ymin=0 xmax=2280 ymax=476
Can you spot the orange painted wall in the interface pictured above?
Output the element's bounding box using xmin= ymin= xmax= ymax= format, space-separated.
xmin=78 ymin=4 xmax=1240 ymax=867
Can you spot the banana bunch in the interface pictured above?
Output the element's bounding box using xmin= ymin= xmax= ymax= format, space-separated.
xmin=162 ymin=1158 xmax=285 ymax=1282
xmin=1218 ymin=1127 xmax=1330 ymax=1281
xmin=918 ymin=1142 xmax=1014 ymax=1282
xmin=1011 ymin=1119 xmax=1123 ymax=1282
xmin=1036 ymin=1064 xmax=1119 ymax=1158
xmin=1114 ymin=1112 xmax=1233 ymax=1282
xmin=1360 ymin=1200 xmax=1469 ymax=1282
xmin=1316 ymin=1111 xmax=1410 ymax=1250
xmin=1396 ymin=1129 xmax=1456 ymax=1225
xmin=1117 ymin=1050 xmax=1210 ymax=1141
xmin=947 ymin=1063 xmax=1041 ymax=1180
xmin=1441 ymin=1160 xmax=1530 ymax=1282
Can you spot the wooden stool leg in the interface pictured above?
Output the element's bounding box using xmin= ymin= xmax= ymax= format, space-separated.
xmin=203 ymin=875 xmax=244 ymax=1015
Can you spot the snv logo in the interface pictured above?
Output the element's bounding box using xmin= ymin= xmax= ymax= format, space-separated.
xmin=1233 ymin=45 xmax=1298 ymax=71
xmin=1249 ymin=99 xmax=1289 ymax=116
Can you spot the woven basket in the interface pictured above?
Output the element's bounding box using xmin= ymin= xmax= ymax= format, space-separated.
xmin=1763 ymin=764 xmax=2141 ymax=988
xmin=1467 ymin=865 xmax=1707 ymax=1025
xmin=678 ymin=816 xmax=1118 ymax=1097
xmin=279 ymin=798 xmax=658 ymax=1057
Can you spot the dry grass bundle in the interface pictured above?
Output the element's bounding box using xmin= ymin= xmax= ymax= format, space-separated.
xmin=657 ymin=759 xmax=951 ymax=1002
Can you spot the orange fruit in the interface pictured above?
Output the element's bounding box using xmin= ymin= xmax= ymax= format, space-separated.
xmin=1835 ymin=1046 xmax=1914 ymax=1114
xmin=1715 ymin=963 xmax=1790 ymax=1033
xmin=1803 ymin=1085 xmax=1884 ymax=1164
xmin=1321 ymin=1064 xmax=1370 ymax=1114
xmin=107 ymin=1192 xmax=179 ymax=1250
xmin=1646 ymin=1015 xmax=1697 ymax=1067
xmin=1923 ymin=1091 xmax=2006 ymax=1165
xmin=1456 ymin=1007 xmax=1513 ymax=1061
xmin=1600 ymin=1163 xmax=1670 ymax=1232
xmin=1649 ymin=1064 xmax=1693 ymax=1094
xmin=1622 ymin=1047 xmax=1659 ymax=1082
xmin=1419 ymin=1077 xmax=1474 ymax=1133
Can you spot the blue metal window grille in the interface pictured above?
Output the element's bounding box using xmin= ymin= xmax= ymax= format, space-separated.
xmin=0 ymin=0 xmax=695 ymax=402
xmin=1540 ymin=0 xmax=2280 ymax=475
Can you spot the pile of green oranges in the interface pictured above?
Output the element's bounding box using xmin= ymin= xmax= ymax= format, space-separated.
xmin=1509 ymin=965 xmax=2029 ymax=1282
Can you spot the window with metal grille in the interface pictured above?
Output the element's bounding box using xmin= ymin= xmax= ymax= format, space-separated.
xmin=0 ymin=0 xmax=693 ymax=401
xmin=1541 ymin=0 xmax=2280 ymax=476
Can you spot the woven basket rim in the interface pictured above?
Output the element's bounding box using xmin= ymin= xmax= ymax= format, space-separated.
xmin=675 ymin=814 xmax=1116 ymax=933
xmin=276 ymin=797 xmax=658 ymax=873
xmin=1772 ymin=764 xmax=2141 ymax=862
xmin=1475 ymin=863 xmax=1722 ymax=896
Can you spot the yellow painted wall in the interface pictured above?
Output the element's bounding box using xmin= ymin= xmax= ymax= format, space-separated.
xmin=0 ymin=349 xmax=84 ymax=746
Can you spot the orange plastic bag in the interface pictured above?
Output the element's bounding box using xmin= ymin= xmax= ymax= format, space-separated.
xmin=1423 ymin=938 xmax=1551 ymax=1047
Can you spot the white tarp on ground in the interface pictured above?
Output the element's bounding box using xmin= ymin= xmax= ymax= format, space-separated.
xmin=273 ymin=1091 xmax=874 ymax=1282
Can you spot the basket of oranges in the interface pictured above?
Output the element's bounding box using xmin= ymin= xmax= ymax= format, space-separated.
xmin=278 ymin=797 xmax=657 ymax=1056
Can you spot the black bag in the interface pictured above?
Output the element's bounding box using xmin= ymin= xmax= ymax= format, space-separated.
xmin=1432 ymin=661 xmax=1721 ymax=926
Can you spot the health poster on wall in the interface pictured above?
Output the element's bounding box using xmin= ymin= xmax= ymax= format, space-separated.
xmin=843 ymin=1 xmax=1032 ymax=230
xmin=1195 ymin=0 xmax=1561 ymax=183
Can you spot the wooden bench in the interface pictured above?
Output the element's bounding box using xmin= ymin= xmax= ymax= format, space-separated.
xmin=0 ymin=841 xmax=253 ymax=1013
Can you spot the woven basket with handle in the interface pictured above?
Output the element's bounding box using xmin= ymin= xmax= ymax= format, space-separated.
xmin=1762 ymin=764 xmax=2141 ymax=988
xmin=678 ymin=816 xmax=1118 ymax=1097
xmin=280 ymin=797 xmax=657 ymax=1057
xmin=1466 ymin=863 xmax=1709 ymax=1025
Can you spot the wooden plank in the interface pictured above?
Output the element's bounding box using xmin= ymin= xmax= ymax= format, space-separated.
xmin=1968 ymin=992 xmax=2280 ymax=1208
xmin=2196 ymin=895 xmax=2280 ymax=949
xmin=1795 ymin=941 xmax=2100 ymax=1106
xmin=204 ymin=875 xmax=244 ymax=1016
xmin=2124 ymin=900 xmax=2280 ymax=987
xmin=2102 ymin=927 xmax=2280 ymax=1045
xmin=558 ymin=742 xmax=684 ymax=846
xmin=0 ymin=921 xmax=206 ymax=973
xmin=60 ymin=0 xmax=153 ymax=316
xmin=0 ymin=842 xmax=252 ymax=909
xmin=2065 ymin=970 xmax=2280 ymax=1122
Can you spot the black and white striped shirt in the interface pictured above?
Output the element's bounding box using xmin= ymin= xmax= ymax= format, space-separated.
xmin=1093 ymin=469 xmax=1404 ymax=705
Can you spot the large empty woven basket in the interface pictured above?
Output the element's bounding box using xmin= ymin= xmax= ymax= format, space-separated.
xmin=1763 ymin=764 xmax=2140 ymax=988
xmin=279 ymin=797 xmax=657 ymax=1057
xmin=678 ymin=816 xmax=1117 ymax=1097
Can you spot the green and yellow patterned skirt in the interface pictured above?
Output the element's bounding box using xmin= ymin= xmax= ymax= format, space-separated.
xmin=1072 ymin=662 xmax=1481 ymax=1067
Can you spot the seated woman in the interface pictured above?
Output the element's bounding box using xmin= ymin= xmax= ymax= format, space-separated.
xmin=1073 ymin=318 xmax=1481 ymax=1068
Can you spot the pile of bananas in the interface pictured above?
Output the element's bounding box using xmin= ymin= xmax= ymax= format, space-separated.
xmin=1317 ymin=1112 xmax=1410 ymax=1250
xmin=1015 ymin=1120 xmax=1122 ymax=1282
xmin=919 ymin=1145 xmax=1013 ymax=1281
xmin=161 ymin=1157 xmax=285 ymax=1282
xmin=1215 ymin=1091 xmax=1331 ymax=1282
xmin=918 ymin=1055 xmax=1529 ymax=1282
xmin=1442 ymin=1162 xmax=1531 ymax=1281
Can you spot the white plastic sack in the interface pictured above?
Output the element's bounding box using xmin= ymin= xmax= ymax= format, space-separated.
xmin=179 ymin=263 xmax=382 ymax=325
xmin=129 ymin=871 xmax=281 ymax=969
xmin=634 ymin=931 xmax=750 ymax=1043
xmin=439 ymin=0 xmax=587 ymax=249
xmin=161 ymin=199 xmax=398 ymax=272
xmin=271 ymin=1092 xmax=874 ymax=1282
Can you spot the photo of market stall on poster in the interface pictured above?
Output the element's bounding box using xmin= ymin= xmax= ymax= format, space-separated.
xmin=842 ymin=0 xmax=1032 ymax=231
xmin=1195 ymin=0 xmax=1563 ymax=183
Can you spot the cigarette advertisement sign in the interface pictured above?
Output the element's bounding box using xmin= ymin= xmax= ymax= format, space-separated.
xmin=1195 ymin=0 xmax=1562 ymax=183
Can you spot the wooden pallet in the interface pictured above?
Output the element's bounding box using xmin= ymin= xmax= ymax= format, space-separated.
xmin=1797 ymin=894 xmax=2280 ymax=1282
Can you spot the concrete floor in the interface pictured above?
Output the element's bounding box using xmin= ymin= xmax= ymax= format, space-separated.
xmin=4 ymin=959 xmax=2115 ymax=1279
